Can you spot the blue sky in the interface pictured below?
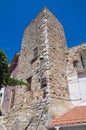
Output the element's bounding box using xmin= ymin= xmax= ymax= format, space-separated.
xmin=0 ymin=0 xmax=86 ymax=62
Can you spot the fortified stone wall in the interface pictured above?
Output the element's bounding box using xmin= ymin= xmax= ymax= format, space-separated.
xmin=43 ymin=8 xmax=71 ymax=121
xmin=3 ymin=8 xmax=71 ymax=130
xmin=47 ymin=8 xmax=69 ymax=98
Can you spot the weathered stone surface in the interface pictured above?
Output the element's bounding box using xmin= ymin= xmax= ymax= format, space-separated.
xmin=2 ymin=7 xmax=72 ymax=130
xmin=0 ymin=117 xmax=7 ymax=130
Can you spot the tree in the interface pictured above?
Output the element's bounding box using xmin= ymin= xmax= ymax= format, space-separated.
xmin=0 ymin=49 xmax=9 ymax=88
xmin=0 ymin=49 xmax=28 ymax=89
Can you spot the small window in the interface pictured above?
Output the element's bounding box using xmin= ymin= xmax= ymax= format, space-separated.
xmin=30 ymin=47 xmax=38 ymax=64
xmin=73 ymin=61 xmax=78 ymax=67
xmin=41 ymin=77 xmax=47 ymax=88
xmin=80 ymin=54 xmax=86 ymax=70
xmin=34 ymin=47 xmax=38 ymax=58
xmin=72 ymin=55 xmax=78 ymax=67
xmin=26 ymin=77 xmax=32 ymax=91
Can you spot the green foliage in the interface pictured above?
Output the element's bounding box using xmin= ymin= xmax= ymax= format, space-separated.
xmin=0 ymin=49 xmax=29 ymax=89
xmin=8 ymin=78 xmax=28 ymax=86
xmin=0 ymin=49 xmax=9 ymax=87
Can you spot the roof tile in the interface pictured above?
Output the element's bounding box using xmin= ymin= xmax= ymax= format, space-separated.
xmin=49 ymin=106 xmax=86 ymax=127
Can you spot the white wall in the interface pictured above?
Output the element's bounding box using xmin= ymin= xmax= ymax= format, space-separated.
xmin=0 ymin=87 xmax=5 ymax=106
xmin=68 ymin=72 xmax=86 ymax=106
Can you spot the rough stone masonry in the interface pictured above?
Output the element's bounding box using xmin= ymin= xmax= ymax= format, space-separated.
xmin=2 ymin=7 xmax=72 ymax=130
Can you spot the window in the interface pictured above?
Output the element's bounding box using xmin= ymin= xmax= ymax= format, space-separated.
xmin=72 ymin=55 xmax=78 ymax=67
xmin=73 ymin=60 xmax=78 ymax=67
xmin=26 ymin=77 xmax=32 ymax=91
xmin=41 ymin=77 xmax=47 ymax=88
xmin=30 ymin=47 xmax=38 ymax=64
xmin=34 ymin=47 xmax=38 ymax=58
xmin=80 ymin=53 xmax=86 ymax=70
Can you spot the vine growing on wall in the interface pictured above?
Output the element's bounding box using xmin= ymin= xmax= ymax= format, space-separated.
xmin=0 ymin=49 xmax=28 ymax=89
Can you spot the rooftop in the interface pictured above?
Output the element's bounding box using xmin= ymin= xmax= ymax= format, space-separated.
xmin=49 ymin=106 xmax=86 ymax=127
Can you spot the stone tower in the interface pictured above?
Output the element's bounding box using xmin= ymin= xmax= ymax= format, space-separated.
xmin=4 ymin=8 xmax=71 ymax=130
